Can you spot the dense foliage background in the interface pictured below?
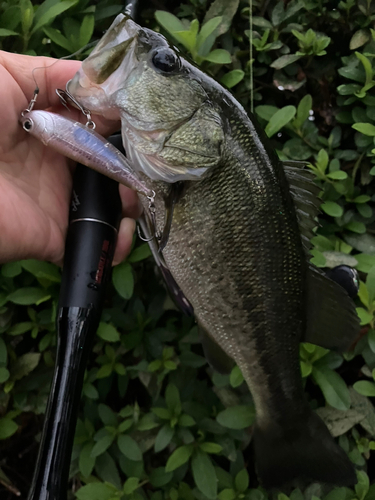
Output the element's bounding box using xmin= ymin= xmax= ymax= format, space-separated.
xmin=0 ymin=0 xmax=375 ymax=499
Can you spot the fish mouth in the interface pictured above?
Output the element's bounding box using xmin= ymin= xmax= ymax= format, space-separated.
xmin=67 ymin=14 xmax=139 ymax=120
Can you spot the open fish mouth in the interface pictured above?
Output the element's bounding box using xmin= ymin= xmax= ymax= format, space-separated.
xmin=67 ymin=14 xmax=139 ymax=120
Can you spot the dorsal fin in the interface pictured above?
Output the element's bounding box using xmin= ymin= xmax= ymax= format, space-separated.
xmin=304 ymin=263 xmax=360 ymax=351
xmin=283 ymin=161 xmax=321 ymax=255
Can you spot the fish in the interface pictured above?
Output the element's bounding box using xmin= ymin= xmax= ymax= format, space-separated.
xmin=68 ymin=14 xmax=360 ymax=488
xmin=20 ymin=110 xmax=153 ymax=198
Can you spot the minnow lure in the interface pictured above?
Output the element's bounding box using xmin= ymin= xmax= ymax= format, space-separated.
xmin=20 ymin=110 xmax=154 ymax=200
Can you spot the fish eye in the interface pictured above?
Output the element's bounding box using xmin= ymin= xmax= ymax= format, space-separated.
xmin=23 ymin=119 xmax=33 ymax=131
xmin=151 ymin=48 xmax=180 ymax=73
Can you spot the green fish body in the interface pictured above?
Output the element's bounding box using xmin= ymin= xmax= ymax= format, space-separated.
xmin=68 ymin=14 xmax=359 ymax=487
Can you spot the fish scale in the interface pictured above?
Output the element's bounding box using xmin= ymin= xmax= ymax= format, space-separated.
xmin=68 ymin=13 xmax=359 ymax=487
xmin=141 ymin=105 xmax=307 ymax=426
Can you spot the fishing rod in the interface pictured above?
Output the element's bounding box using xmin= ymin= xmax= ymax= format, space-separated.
xmin=27 ymin=3 xmax=138 ymax=498
xmin=27 ymin=137 xmax=123 ymax=500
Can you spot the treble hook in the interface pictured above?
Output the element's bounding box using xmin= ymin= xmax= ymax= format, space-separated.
xmin=56 ymin=81 xmax=96 ymax=129
xmin=137 ymin=190 xmax=160 ymax=242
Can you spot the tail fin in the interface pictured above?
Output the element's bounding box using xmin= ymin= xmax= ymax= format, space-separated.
xmin=253 ymin=410 xmax=356 ymax=488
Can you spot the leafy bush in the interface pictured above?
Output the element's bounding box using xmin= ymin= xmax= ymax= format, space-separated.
xmin=1 ymin=0 xmax=375 ymax=499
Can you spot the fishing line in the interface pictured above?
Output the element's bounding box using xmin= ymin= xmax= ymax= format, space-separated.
xmin=249 ymin=0 xmax=253 ymax=114
xmin=29 ymin=40 xmax=98 ymax=101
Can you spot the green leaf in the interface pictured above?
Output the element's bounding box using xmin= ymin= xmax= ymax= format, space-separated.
xmin=112 ymin=262 xmax=134 ymax=300
xmin=326 ymin=171 xmax=348 ymax=180
xmin=350 ymin=30 xmax=371 ymax=50
xmin=218 ymin=489 xmax=237 ymax=500
xmin=196 ymin=16 xmax=222 ymax=49
xmin=356 ymin=307 xmax=373 ymax=326
xmin=204 ymin=49 xmax=231 ymax=64
xmin=178 ymin=414 xmax=196 ymax=427
xmin=155 ymin=424 xmax=174 ymax=452
xmin=123 ymin=477 xmax=139 ymax=495
xmin=203 ymin=0 xmax=240 ymax=36
xmin=96 ymin=364 xmax=112 ymax=379
xmin=220 ymin=70 xmax=245 ymax=89
xmin=171 ymin=29 xmax=197 ymax=53
xmin=352 ymin=123 xmax=375 ymax=136
xmin=149 ymin=467 xmax=173 ymax=487
xmin=43 ymin=26 xmax=72 ymax=51
xmin=137 ymin=414 xmax=158 ymax=431
xmin=91 ymin=434 xmax=115 ymax=457
xmin=235 ymin=469 xmax=249 ymax=493
xmin=265 ymin=106 xmax=296 ymax=137
xmin=7 ymin=287 xmax=50 ymax=305
xmin=312 ymin=366 xmax=350 ymax=410
xmin=79 ymin=442 xmax=95 ymax=477
xmin=191 ymin=450 xmax=217 ymax=499
xmin=11 ymin=352 xmax=41 ymax=381
xmin=216 ymin=405 xmax=255 ymax=429
xmin=0 ymin=368 xmax=10 ymax=383
xmin=356 ymin=254 xmax=375 ymax=273
xmin=128 ymin=244 xmax=152 ymax=263
xmin=79 ymin=14 xmax=94 ymax=47
xmin=200 ymin=442 xmax=222 ymax=454
xmin=76 ymin=483 xmax=115 ymax=500
xmin=270 ymin=54 xmax=302 ymax=69
xmin=355 ymin=52 xmax=373 ymax=87
xmin=155 ymin=11 xmax=184 ymax=33
xmin=367 ymin=266 xmax=375 ymax=305
xmin=165 ymin=445 xmax=193 ymax=472
xmin=118 ymin=418 xmax=133 ymax=433
xmin=7 ymin=322 xmax=33 ymax=336
xmin=32 ymin=0 xmax=77 ymax=34
xmin=0 ymin=418 xmax=18 ymax=440
xmin=152 ymin=407 xmax=171 ymax=420
xmin=98 ymin=404 xmax=118 ymax=426
xmin=346 ymin=221 xmax=366 ymax=234
xmin=295 ymin=94 xmax=312 ymax=127
xmin=97 ymin=322 xmax=120 ymax=342
xmin=1 ymin=262 xmax=22 ymax=277
xmin=0 ymin=28 xmax=19 ymax=36
xmin=20 ymin=0 xmax=34 ymax=34
xmin=165 ymin=384 xmax=181 ymax=414
xmin=353 ymin=381 xmax=375 ymax=397
xmin=117 ymin=435 xmax=142 ymax=461
xmin=0 ymin=337 xmax=8 ymax=365
xmin=229 ymin=365 xmax=244 ymax=387
xmin=321 ymin=201 xmax=344 ymax=217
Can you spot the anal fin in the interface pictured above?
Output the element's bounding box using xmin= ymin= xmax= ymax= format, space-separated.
xmin=199 ymin=323 xmax=234 ymax=374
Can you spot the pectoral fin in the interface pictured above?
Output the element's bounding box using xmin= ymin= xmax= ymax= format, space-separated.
xmin=199 ymin=323 xmax=234 ymax=374
xmin=159 ymin=182 xmax=186 ymax=252
xmin=303 ymin=264 xmax=360 ymax=351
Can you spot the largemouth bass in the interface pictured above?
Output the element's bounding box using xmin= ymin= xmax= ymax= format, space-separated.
xmin=68 ymin=14 xmax=359 ymax=487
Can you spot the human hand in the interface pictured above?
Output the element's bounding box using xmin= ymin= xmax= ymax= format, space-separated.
xmin=0 ymin=51 xmax=141 ymax=265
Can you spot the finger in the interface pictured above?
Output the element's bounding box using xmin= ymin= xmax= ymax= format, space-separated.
xmin=0 ymin=51 xmax=81 ymax=111
xmin=0 ymin=51 xmax=120 ymax=138
xmin=112 ymin=218 xmax=136 ymax=266
xmin=119 ymin=184 xmax=144 ymax=220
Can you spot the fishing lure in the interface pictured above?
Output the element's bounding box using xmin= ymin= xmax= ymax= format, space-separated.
xmin=20 ymin=87 xmax=158 ymax=233
xmin=20 ymin=112 xmax=153 ymax=200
